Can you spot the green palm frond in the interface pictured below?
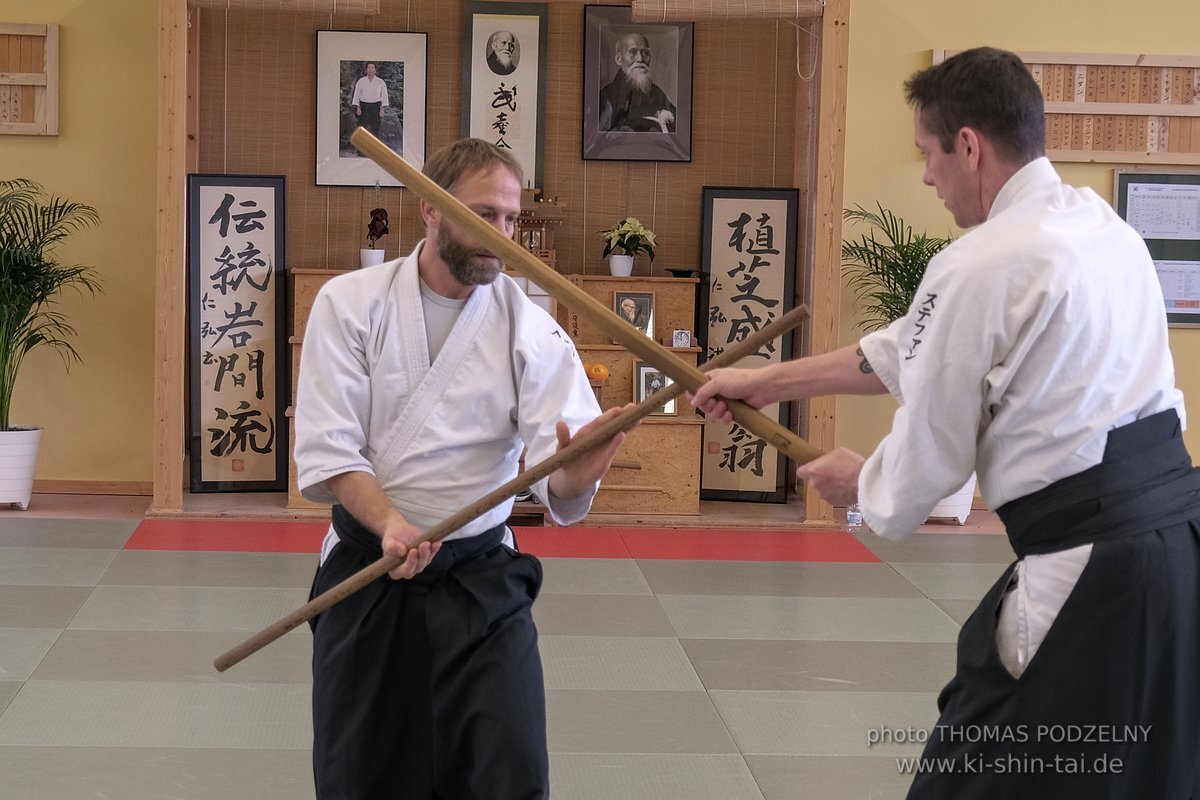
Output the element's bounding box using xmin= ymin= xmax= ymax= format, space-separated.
xmin=0 ymin=179 xmax=100 ymax=431
xmin=841 ymin=203 xmax=951 ymax=331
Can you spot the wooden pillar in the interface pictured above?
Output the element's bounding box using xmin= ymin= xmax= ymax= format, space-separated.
xmin=800 ymin=0 xmax=850 ymax=525
xmin=152 ymin=0 xmax=188 ymax=514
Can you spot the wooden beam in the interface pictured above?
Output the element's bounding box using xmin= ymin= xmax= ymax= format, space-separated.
xmin=153 ymin=0 xmax=187 ymax=514
xmin=187 ymin=0 xmax=379 ymax=12
xmin=631 ymin=0 xmax=824 ymax=22
xmin=1046 ymin=101 xmax=1200 ymax=118
xmin=801 ymin=0 xmax=849 ymax=525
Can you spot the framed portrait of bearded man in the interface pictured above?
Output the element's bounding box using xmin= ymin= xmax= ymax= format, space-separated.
xmin=582 ymin=4 xmax=693 ymax=162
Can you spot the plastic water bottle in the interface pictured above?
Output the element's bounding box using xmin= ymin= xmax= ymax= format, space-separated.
xmin=846 ymin=503 xmax=864 ymax=529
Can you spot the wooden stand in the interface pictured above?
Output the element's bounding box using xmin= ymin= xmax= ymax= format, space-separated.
xmin=286 ymin=268 xmax=350 ymax=510
xmin=560 ymin=275 xmax=704 ymax=515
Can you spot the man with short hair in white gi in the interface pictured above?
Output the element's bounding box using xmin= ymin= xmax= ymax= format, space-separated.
xmin=692 ymin=47 xmax=1200 ymax=798
xmin=295 ymin=137 xmax=630 ymax=799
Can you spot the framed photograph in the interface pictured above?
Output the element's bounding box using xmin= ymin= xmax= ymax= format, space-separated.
xmin=316 ymin=30 xmax=428 ymax=187
xmin=463 ymin=2 xmax=548 ymax=188
xmin=582 ymin=4 xmax=693 ymax=162
xmin=613 ymin=290 xmax=654 ymax=341
xmin=697 ymin=186 xmax=799 ymax=503
xmin=186 ymin=175 xmax=289 ymax=493
xmin=672 ymin=329 xmax=692 ymax=348
xmin=633 ymin=361 xmax=675 ymax=415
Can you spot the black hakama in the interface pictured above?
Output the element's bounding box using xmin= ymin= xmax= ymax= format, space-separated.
xmin=310 ymin=507 xmax=548 ymax=799
xmin=907 ymin=410 xmax=1200 ymax=799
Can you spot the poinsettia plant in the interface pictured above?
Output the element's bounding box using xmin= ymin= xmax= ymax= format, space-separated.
xmin=600 ymin=216 xmax=656 ymax=262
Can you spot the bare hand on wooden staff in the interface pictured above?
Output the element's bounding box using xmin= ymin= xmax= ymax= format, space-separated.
xmin=213 ymin=303 xmax=811 ymax=672
xmin=348 ymin=128 xmax=822 ymax=465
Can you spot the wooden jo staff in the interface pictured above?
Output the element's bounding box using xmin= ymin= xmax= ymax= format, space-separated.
xmin=213 ymin=303 xmax=811 ymax=673
xmin=348 ymin=128 xmax=823 ymax=465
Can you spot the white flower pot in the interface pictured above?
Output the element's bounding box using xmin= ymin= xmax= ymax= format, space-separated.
xmin=608 ymin=254 xmax=634 ymax=277
xmin=0 ymin=426 xmax=43 ymax=511
xmin=360 ymin=248 xmax=386 ymax=268
xmin=927 ymin=473 xmax=977 ymax=525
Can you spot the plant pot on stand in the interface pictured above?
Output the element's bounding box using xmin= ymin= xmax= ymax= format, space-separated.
xmin=927 ymin=473 xmax=977 ymax=525
xmin=0 ymin=426 xmax=42 ymax=510
xmin=360 ymin=248 xmax=386 ymax=268
xmin=608 ymin=254 xmax=634 ymax=277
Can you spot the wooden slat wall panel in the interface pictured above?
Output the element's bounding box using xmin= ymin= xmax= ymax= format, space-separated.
xmin=196 ymin=2 xmax=802 ymax=275
xmin=0 ymin=22 xmax=54 ymax=134
xmin=943 ymin=50 xmax=1200 ymax=165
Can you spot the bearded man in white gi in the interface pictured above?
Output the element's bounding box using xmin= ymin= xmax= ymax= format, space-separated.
xmin=693 ymin=47 xmax=1200 ymax=798
xmin=295 ymin=138 xmax=629 ymax=800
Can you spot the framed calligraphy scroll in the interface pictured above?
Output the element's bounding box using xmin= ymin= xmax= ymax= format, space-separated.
xmin=316 ymin=30 xmax=428 ymax=187
xmin=187 ymin=175 xmax=288 ymax=492
xmin=698 ymin=187 xmax=799 ymax=503
xmin=582 ymin=4 xmax=693 ymax=162
xmin=462 ymin=2 xmax=547 ymax=188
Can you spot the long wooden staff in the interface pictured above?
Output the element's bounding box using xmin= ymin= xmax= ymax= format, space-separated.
xmin=349 ymin=128 xmax=822 ymax=464
xmin=213 ymin=303 xmax=811 ymax=672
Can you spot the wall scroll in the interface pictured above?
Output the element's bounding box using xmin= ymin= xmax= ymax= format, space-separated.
xmin=187 ymin=175 xmax=288 ymax=492
xmin=463 ymin=2 xmax=547 ymax=189
xmin=698 ymin=187 xmax=798 ymax=503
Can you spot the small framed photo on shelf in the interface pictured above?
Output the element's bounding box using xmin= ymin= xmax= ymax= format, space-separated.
xmin=613 ymin=290 xmax=654 ymax=341
xmin=672 ymin=329 xmax=692 ymax=348
xmin=633 ymin=361 xmax=675 ymax=415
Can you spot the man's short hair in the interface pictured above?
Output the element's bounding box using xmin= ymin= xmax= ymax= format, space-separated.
xmin=904 ymin=47 xmax=1045 ymax=164
xmin=422 ymin=138 xmax=524 ymax=193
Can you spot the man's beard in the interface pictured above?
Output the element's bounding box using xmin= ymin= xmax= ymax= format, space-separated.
xmin=624 ymin=65 xmax=652 ymax=93
xmin=495 ymin=52 xmax=513 ymax=68
xmin=437 ymin=221 xmax=501 ymax=286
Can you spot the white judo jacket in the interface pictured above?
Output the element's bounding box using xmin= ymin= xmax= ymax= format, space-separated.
xmin=858 ymin=158 xmax=1185 ymax=540
xmin=294 ymin=242 xmax=601 ymax=543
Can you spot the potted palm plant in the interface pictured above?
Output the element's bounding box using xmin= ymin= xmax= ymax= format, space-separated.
xmin=600 ymin=216 xmax=655 ymax=276
xmin=841 ymin=203 xmax=951 ymax=330
xmin=841 ymin=203 xmax=975 ymax=524
xmin=0 ymin=178 xmax=100 ymax=510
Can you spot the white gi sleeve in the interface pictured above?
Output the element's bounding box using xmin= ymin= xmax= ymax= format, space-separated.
xmin=856 ymin=249 xmax=993 ymax=539
xmin=293 ymin=283 xmax=380 ymax=503
xmin=511 ymin=313 xmax=603 ymax=526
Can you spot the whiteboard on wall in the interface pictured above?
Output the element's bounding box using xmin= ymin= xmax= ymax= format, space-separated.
xmin=1115 ymin=169 xmax=1200 ymax=328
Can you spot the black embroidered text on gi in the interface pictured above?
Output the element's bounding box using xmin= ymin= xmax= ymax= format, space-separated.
xmin=904 ymin=292 xmax=938 ymax=361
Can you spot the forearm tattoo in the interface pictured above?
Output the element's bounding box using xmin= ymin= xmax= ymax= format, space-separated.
xmin=856 ymin=347 xmax=874 ymax=375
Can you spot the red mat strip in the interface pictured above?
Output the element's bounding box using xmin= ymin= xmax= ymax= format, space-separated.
xmin=125 ymin=520 xmax=878 ymax=563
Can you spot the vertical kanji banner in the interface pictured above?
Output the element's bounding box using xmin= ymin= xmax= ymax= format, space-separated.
xmin=462 ymin=2 xmax=547 ymax=188
xmin=698 ymin=187 xmax=798 ymax=502
xmin=187 ymin=175 xmax=288 ymax=492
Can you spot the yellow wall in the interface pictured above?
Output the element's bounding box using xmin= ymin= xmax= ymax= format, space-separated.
xmin=838 ymin=0 xmax=1200 ymax=462
xmin=1 ymin=0 xmax=1196 ymax=488
xmin=0 ymin=0 xmax=157 ymax=484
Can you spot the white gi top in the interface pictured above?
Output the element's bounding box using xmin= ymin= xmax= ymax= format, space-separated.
xmin=294 ymin=242 xmax=602 ymax=544
xmin=858 ymin=157 xmax=1185 ymax=540
xmin=351 ymin=75 xmax=389 ymax=106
